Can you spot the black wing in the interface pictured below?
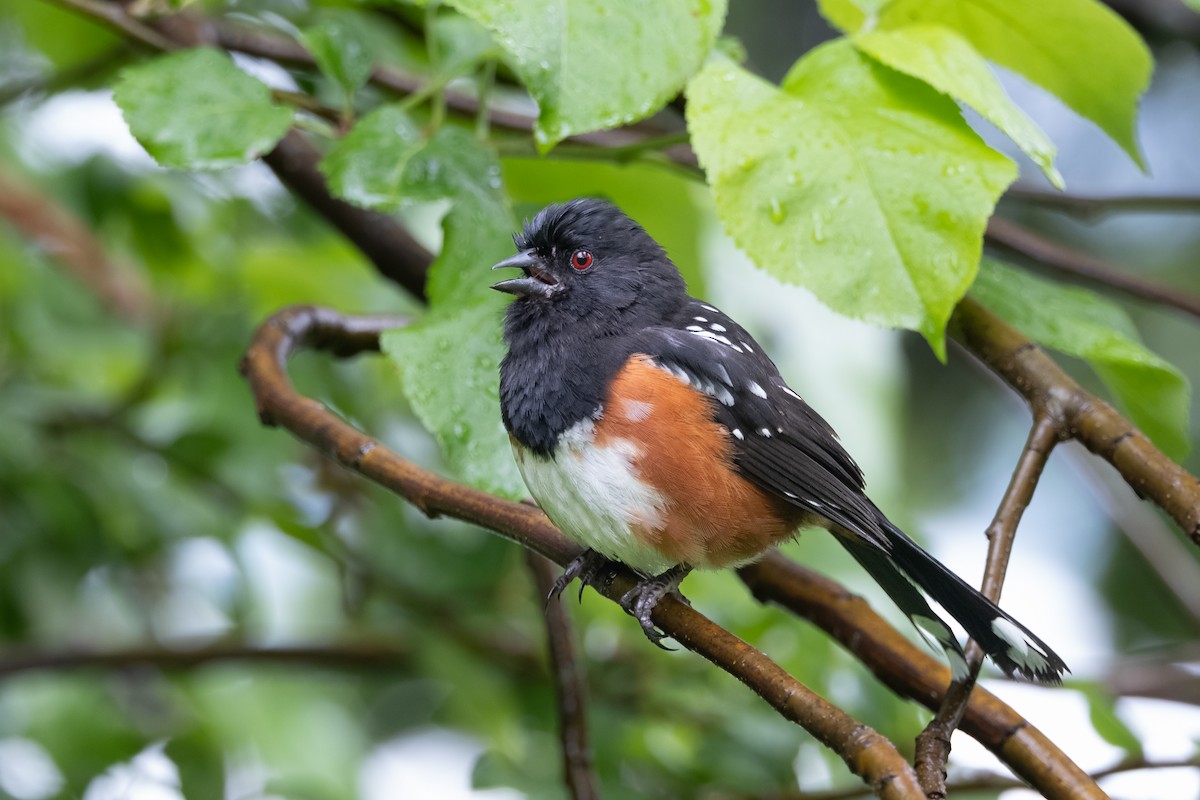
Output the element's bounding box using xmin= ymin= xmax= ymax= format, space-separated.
xmin=630 ymin=298 xmax=1068 ymax=683
xmin=630 ymin=298 xmax=885 ymax=548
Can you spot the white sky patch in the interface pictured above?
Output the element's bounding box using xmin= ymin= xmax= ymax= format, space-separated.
xmin=14 ymin=89 xmax=157 ymax=169
xmin=360 ymin=728 xmax=524 ymax=800
xmin=0 ymin=738 xmax=63 ymax=800
xmin=82 ymin=744 xmax=182 ymax=800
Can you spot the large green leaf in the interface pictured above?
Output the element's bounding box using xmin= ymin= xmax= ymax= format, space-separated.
xmin=113 ymin=48 xmax=293 ymax=171
xmin=445 ymin=0 xmax=727 ymax=149
xmin=853 ymin=25 xmax=1061 ymax=186
xmin=687 ymin=44 xmax=1015 ymax=356
xmin=328 ymin=112 xmax=523 ymax=497
xmin=819 ymin=0 xmax=1152 ymax=167
xmin=971 ymin=259 xmax=1190 ymax=458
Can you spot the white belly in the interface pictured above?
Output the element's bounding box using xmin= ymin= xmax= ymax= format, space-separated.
xmin=513 ymin=418 xmax=675 ymax=575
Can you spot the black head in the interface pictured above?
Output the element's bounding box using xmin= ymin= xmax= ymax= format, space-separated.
xmin=491 ymin=199 xmax=687 ymax=334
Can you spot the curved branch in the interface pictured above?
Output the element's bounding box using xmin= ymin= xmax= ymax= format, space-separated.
xmin=954 ymin=297 xmax=1200 ymax=546
xmin=985 ymin=216 xmax=1200 ymax=321
xmin=239 ymin=305 xmax=923 ymax=798
xmin=241 ymin=305 xmax=1104 ymax=799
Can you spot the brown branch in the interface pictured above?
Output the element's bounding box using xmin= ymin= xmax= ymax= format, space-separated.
xmin=260 ymin=131 xmax=433 ymax=300
xmin=953 ymin=296 xmax=1200 ymax=546
xmin=0 ymin=640 xmax=411 ymax=679
xmin=239 ymin=305 xmax=923 ymax=798
xmin=985 ymin=216 xmax=1200 ymax=321
xmin=526 ymin=552 xmax=601 ymax=800
xmin=1004 ymin=186 xmax=1200 ymax=218
xmin=44 ymin=0 xmax=180 ymax=51
xmin=737 ymin=556 xmax=1106 ymax=800
xmin=913 ymin=414 xmax=1061 ymax=798
xmin=0 ymin=165 xmax=153 ymax=322
xmin=721 ymin=756 xmax=1200 ymax=800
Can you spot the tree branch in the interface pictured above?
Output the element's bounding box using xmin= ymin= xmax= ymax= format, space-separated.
xmin=526 ymin=552 xmax=601 ymax=800
xmin=1004 ymin=186 xmax=1200 ymax=218
xmin=953 ymin=296 xmax=1200 ymax=546
xmin=240 ymin=305 xmax=1106 ymax=799
xmin=985 ymin=216 xmax=1200 ymax=321
xmin=239 ymin=305 xmax=925 ymax=799
xmin=260 ymin=131 xmax=434 ymax=300
xmin=0 ymin=640 xmax=411 ymax=679
xmin=0 ymin=165 xmax=153 ymax=322
xmin=44 ymin=0 xmax=180 ymax=51
xmin=737 ymin=557 xmax=1105 ymax=800
xmin=913 ymin=414 xmax=1061 ymax=798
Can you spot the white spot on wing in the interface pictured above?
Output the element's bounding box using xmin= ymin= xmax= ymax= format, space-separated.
xmin=947 ymin=649 xmax=970 ymax=681
xmin=710 ymin=323 xmax=726 ymax=332
xmin=759 ymin=428 xmax=772 ymax=437
xmin=990 ymin=618 xmax=1052 ymax=674
xmin=748 ymin=381 xmax=767 ymax=399
xmin=693 ymin=316 xmax=707 ymax=322
xmin=700 ymin=304 xmax=717 ymax=312
xmin=686 ymin=325 xmax=703 ymax=332
xmin=732 ymin=428 xmax=743 ymax=440
xmin=741 ymin=341 xmax=753 ymax=353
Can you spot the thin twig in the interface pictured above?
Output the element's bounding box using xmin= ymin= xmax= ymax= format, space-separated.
xmin=526 ymin=552 xmax=601 ymax=800
xmin=44 ymin=0 xmax=180 ymax=51
xmin=1004 ymin=186 xmax=1200 ymax=218
xmin=985 ymin=216 xmax=1200 ymax=321
xmin=913 ymin=415 xmax=1061 ymax=798
xmin=239 ymin=305 xmax=925 ymax=799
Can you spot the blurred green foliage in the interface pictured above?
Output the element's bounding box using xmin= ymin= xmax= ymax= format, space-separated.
xmin=1 ymin=0 xmax=1199 ymax=797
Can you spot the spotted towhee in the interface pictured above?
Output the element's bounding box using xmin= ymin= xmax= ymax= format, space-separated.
xmin=493 ymin=198 xmax=1066 ymax=683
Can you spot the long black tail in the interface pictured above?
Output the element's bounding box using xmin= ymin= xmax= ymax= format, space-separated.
xmin=837 ymin=518 xmax=1068 ymax=684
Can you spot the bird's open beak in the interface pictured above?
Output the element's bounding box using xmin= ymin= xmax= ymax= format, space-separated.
xmin=490 ymin=250 xmax=559 ymax=297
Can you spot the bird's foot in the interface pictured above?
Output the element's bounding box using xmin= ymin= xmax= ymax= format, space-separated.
xmin=547 ymin=549 xmax=617 ymax=606
xmin=619 ymin=564 xmax=693 ymax=650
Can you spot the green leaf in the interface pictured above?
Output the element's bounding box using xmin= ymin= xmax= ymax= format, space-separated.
xmin=687 ymin=45 xmax=1015 ymax=356
xmin=819 ymin=0 xmax=1152 ymax=167
xmin=113 ymin=48 xmax=293 ymax=170
xmin=433 ymin=13 xmax=502 ymax=76
xmin=383 ymin=299 xmax=524 ymax=500
xmin=1077 ymin=683 xmax=1145 ymax=759
xmin=319 ymin=104 xmax=427 ymax=212
xmin=335 ymin=115 xmax=523 ymax=498
xmin=852 ymin=25 xmax=1062 ymax=187
xmin=445 ymin=0 xmax=727 ymax=149
xmin=300 ymin=9 xmax=380 ymax=99
xmin=971 ymin=260 xmax=1190 ymax=458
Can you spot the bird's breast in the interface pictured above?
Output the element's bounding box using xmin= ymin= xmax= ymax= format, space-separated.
xmin=512 ymin=355 xmax=806 ymax=574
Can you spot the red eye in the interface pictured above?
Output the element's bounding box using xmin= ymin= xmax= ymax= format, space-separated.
xmin=570 ymin=249 xmax=594 ymax=271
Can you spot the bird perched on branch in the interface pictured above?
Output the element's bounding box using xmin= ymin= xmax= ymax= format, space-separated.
xmin=492 ymin=198 xmax=1067 ymax=683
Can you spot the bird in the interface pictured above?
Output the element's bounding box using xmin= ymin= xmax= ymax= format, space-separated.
xmin=491 ymin=198 xmax=1067 ymax=683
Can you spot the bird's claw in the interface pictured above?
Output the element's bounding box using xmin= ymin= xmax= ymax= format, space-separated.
xmin=618 ymin=565 xmax=692 ymax=650
xmin=546 ymin=549 xmax=615 ymax=607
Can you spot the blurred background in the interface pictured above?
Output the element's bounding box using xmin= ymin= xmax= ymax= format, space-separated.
xmin=1 ymin=0 xmax=1200 ymax=798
